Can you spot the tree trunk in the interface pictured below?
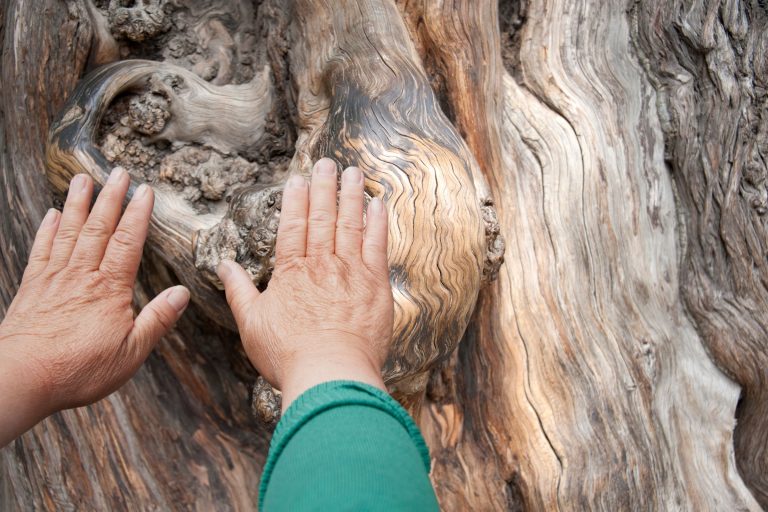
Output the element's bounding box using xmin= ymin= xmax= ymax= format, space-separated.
xmin=1 ymin=0 xmax=766 ymax=510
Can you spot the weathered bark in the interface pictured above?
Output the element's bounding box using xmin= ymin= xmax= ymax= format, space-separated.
xmin=1 ymin=1 xmax=271 ymax=509
xmin=632 ymin=1 xmax=768 ymax=504
xmin=2 ymin=0 xmax=768 ymax=510
xmin=284 ymin=0 xmax=495 ymax=402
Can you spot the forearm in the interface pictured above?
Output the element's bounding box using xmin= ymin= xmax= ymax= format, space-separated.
xmin=0 ymin=336 xmax=51 ymax=447
xmin=260 ymin=380 xmax=439 ymax=511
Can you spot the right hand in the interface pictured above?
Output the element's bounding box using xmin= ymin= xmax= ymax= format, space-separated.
xmin=216 ymin=158 xmax=394 ymax=409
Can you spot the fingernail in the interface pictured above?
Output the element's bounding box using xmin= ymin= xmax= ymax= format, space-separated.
xmin=287 ymin=175 xmax=306 ymax=189
xmin=216 ymin=261 xmax=232 ymax=279
xmin=108 ymin=167 xmax=125 ymax=185
xmin=314 ymin=158 xmax=337 ymax=176
xmin=369 ymin=197 xmax=384 ymax=214
xmin=166 ymin=286 xmax=190 ymax=312
xmin=342 ymin=167 xmax=362 ymax=184
xmin=133 ymin=183 xmax=149 ymax=200
xmin=68 ymin=174 xmax=87 ymax=197
xmin=42 ymin=208 xmax=59 ymax=227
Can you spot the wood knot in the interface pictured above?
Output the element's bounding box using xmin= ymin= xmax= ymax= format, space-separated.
xmin=480 ymin=197 xmax=506 ymax=284
xmin=251 ymin=376 xmax=282 ymax=426
xmin=194 ymin=183 xmax=283 ymax=289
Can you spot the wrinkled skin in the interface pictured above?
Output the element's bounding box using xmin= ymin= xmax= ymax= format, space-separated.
xmin=0 ymin=169 xmax=189 ymax=446
xmin=218 ymin=158 xmax=394 ymax=410
xmin=0 ymin=157 xmax=393 ymax=445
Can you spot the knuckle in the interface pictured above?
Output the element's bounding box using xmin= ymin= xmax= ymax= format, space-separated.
xmin=276 ymin=233 xmax=304 ymax=253
xmin=340 ymin=190 xmax=363 ymax=203
xmin=24 ymin=258 xmax=58 ymax=282
xmin=228 ymin=294 xmax=248 ymax=315
xmin=99 ymin=264 xmax=128 ymax=284
xmin=308 ymin=209 xmax=334 ymax=225
xmin=274 ymin=255 xmax=302 ymax=271
xmin=27 ymin=253 xmax=47 ymax=266
xmin=40 ymin=266 xmax=62 ymax=281
xmin=365 ymin=239 xmax=386 ymax=253
xmin=110 ymin=227 xmax=139 ymax=251
xmin=152 ymin=306 xmax=176 ymax=331
xmin=280 ymin=217 xmax=307 ymax=232
xmin=101 ymin=186 xmax=121 ymax=200
xmin=307 ymin=239 xmax=334 ymax=253
xmin=227 ymin=288 xmax=254 ymax=316
xmin=55 ymin=224 xmax=81 ymax=242
xmin=336 ymin=216 xmax=363 ymax=233
xmin=134 ymin=310 xmax=170 ymax=344
xmin=82 ymin=217 xmax=113 ymax=238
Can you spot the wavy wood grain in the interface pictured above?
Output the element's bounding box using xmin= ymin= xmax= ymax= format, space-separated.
xmin=4 ymin=0 xmax=768 ymax=510
xmin=287 ymin=0 xmax=489 ymax=400
xmin=46 ymin=60 xmax=274 ymax=329
xmin=409 ymin=0 xmax=762 ymax=509
xmin=1 ymin=2 xmax=269 ymax=509
xmin=632 ymin=1 xmax=768 ymax=504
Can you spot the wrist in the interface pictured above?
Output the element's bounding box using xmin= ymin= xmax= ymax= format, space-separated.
xmin=0 ymin=332 xmax=56 ymax=429
xmin=277 ymin=344 xmax=386 ymax=413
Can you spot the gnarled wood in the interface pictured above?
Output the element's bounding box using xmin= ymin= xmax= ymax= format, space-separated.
xmin=3 ymin=0 xmax=768 ymax=510
xmin=46 ymin=59 xmax=275 ymax=329
xmin=1 ymin=1 xmax=271 ymax=509
xmin=632 ymin=1 xmax=768 ymax=504
xmin=286 ymin=0 xmax=493 ymax=402
xmin=415 ymin=0 xmax=761 ymax=509
xmin=46 ymin=0 xmax=500 ymax=411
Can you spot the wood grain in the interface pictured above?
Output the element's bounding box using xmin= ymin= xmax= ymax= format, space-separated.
xmin=4 ymin=0 xmax=768 ymax=510
xmin=1 ymin=2 xmax=271 ymax=509
xmin=415 ymin=0 xmax=762 ymax=509
xmin=632 ymin=1 xmax=768 ymax=504
xmin=46 ymin=59 xmax=274 ymax=330
xmin=287 ymin=0 xmax=490 ymax=401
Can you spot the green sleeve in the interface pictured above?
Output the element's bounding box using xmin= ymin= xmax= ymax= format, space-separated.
xmin=259 ymin=380 xmax=440 ymax=511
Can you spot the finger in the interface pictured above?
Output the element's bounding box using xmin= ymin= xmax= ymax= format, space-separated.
xmin=362 ymin=197 xmax=389 ymax=276
xmin=306 ymin=158 xmax=338 ymax=256
xmin=48 ymin=174 xmax=93 ymax=270
xmin=217 ymin=260 xmax=260 ymax=329
xmin=23 ymin=209 xmax=61 ymax=279
xmin=100 ymin=183 xmax=152 ymax=283
xmin=70 ymin=167 xmax=130 ymax=269
xmin=275 ymin=174 xmax=309 ymax=263
xmin=127 ymin=285 xmax=189 ymax=359
xmin=335 ymin=167 xmax=365 ymax=260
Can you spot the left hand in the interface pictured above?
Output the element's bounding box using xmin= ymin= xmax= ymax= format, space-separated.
xmin=0 ymin=168 xmax=189 ymax=446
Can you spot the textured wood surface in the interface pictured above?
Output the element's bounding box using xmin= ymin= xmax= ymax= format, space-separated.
xmin=46 ymin=59 xmax=275 ymax=330
xmin=632 ymin=1 xmax=768 ymax=505
xmin=412 ymin=0 xmax=764 ymax=509
xmin=46 ymin=0 xmax=494 ymax=406
xmin=1 ymin=2 xmax=269 ymax=509
xmin=286 ymin=0 xmax=489 ymax=401
xmin=3 ymin=0 xmax=768 ymax=510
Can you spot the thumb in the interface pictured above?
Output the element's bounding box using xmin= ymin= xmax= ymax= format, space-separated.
xmin=217 ymin=260 xmax=260 ymax=328
xmin=128 ymin=285 xmax=190 ymax=355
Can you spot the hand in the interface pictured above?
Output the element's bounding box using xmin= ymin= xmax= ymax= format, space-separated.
xmin=217 ymin=158 xmax=394 ymax=410
xmin=0 ymin=169 xmax=189 ymax=446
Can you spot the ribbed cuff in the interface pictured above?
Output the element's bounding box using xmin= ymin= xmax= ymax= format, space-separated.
xmin=258 ymin=380 xmax=430 ymax=509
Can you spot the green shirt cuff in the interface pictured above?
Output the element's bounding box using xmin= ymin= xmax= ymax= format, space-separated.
xmin=258 ymin=380 xmax=431 ymax=509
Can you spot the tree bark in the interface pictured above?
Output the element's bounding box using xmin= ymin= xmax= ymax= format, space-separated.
xmin=1 ymin=0 xmax=767 ymax=510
